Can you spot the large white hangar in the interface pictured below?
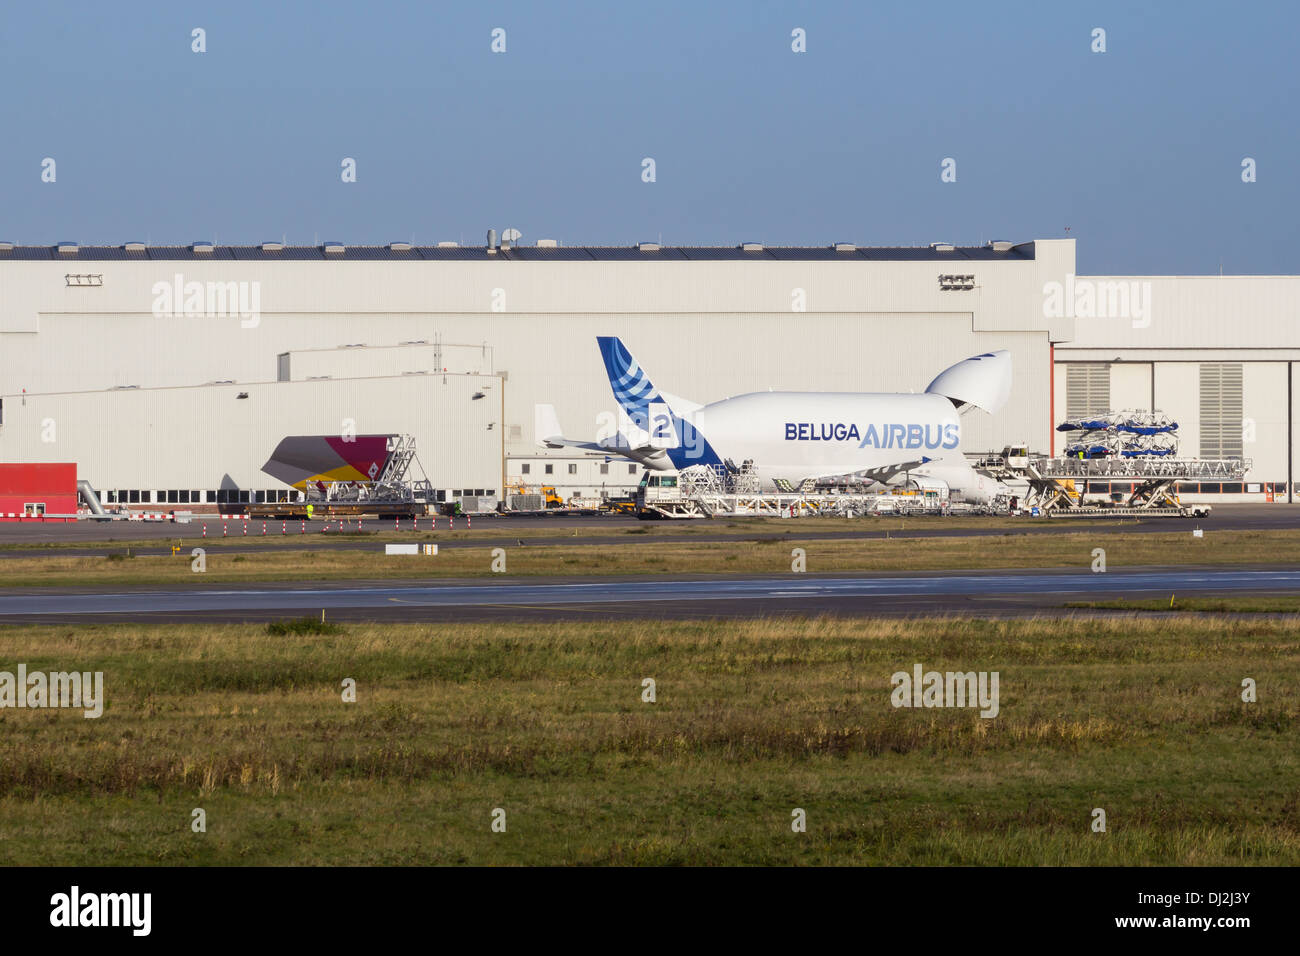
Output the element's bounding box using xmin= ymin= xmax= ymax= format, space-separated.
xmin=0 ymin=236 xmax=1296 ymax=508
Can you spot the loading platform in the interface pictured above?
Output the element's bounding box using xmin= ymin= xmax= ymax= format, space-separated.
xmin=1022 ymin=457 xmax=1249 ymax=516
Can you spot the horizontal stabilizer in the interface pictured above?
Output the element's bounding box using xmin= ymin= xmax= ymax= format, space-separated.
xmin=534 ymin=403 xmax=661 ymax=459
xmin=535 ymin=403 xmax=565 ymax=446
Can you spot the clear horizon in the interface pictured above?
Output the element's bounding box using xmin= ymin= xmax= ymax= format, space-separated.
xmin=1 ymin=0 xmax=1295 ymax=275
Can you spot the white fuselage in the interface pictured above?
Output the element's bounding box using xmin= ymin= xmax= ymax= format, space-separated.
xmin=637 ymin=391 xmax=995 ymax=502
xmin=690 ymin=391 xmax=960 ymax=471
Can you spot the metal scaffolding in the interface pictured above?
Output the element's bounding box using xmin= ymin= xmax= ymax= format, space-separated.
xmin=1022 ymin=457 xmax=1249 ymax=514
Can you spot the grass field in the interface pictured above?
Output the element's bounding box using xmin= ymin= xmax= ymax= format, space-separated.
xmin=0 ymin=513 xmax=1154 ymax=552
xmin=0 ymin=615 xmax=1295 ymax=865
xmin=0 ymin=527 xmax=1294 ymax=588
xmin=1067 ymin=596 xmax=1300 ymax=613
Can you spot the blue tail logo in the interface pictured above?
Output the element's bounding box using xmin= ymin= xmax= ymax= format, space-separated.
xmin=595 ymin=336 xmax=720 ymax=468
xmin=597 ymin=336 xmax=661 ymax=420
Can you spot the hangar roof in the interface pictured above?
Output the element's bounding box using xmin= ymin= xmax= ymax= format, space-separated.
xmin=0 ymin=242 xmax=1036 ymax=262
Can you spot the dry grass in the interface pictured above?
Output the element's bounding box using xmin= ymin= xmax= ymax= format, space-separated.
xmin=0 ymin=513 xmax=1127 ymax=553
xmin=0 ymin=528 xmax=1295 ymax=588
xmin=0 ymin=615 xmax=1295 ymax=864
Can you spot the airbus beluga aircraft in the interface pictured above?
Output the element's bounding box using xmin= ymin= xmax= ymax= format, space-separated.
xmin=536 ymin=336 xmax=1013 ymax=503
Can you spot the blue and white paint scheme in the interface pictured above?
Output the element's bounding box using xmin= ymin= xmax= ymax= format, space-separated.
xmin=536 ymin=338 xmax=1013 ymax=503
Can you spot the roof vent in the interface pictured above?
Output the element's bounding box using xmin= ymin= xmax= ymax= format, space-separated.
xmin=388 ymin=242 xmax=412 ymax=252
xmin=638 ymin=242 xmax=661 ymax=252
xmin=536 ymin=238 xmax=558 ymax=248
xmin=988 ymin=240 xmax=1014 ymax=252
xmin=740 ymin=242 xmax=764 ymax=252
xmin=323 ymin=241 xmax=345 ymax=254
xmin=436 ymin=241 xmax=459 ymax=248
xmin=0 ymin=241 xmax=14 ymax=252
xmin=930 ymin=242 xmax=955 ymax=252
xmin=261 ymin=241 xmax=284 ymax=252
xmin=57 ymin=242 xmax=78 ymax=254
xmin=192 ymin=241 xmax=214 ymax=253
xmin=123 ymin=242 xmax=146 ymax=252
xmin=833 ymin=242 xmax=856 ymax=252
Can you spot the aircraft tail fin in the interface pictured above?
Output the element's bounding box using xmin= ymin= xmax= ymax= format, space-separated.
xmin=594 ymin=336 xmax=720 ymax=468
xmin=597 ymin=336 xmax=666 ymax=420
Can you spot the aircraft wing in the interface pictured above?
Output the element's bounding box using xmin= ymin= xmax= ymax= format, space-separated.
xmin=801 ymin=456 xmax=934 ymax=486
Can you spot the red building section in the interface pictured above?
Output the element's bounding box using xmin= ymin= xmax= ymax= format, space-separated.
xmin=0 ymin=463 xmax=78 ymax=520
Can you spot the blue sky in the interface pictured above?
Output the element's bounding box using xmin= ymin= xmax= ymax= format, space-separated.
xmin=0 ymin=0 xmax=1295 ymax=274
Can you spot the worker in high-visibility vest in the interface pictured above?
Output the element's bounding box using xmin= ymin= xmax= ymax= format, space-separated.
xmin=306 ymin=503 xmax=314 ymax=520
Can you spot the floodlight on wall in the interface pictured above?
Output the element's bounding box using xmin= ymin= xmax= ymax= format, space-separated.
xmin=938 ymin=274 xmax=976 ymax=291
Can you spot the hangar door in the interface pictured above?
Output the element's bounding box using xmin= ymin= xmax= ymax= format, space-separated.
xmin=1065 ymin=363 xmax=1110 ymax=420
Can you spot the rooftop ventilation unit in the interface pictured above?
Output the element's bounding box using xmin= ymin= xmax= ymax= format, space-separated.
xmin=740 ymin=242 xmax=764 ymax=252
xmin=638 ymin=242 xmax=661 ymax=252
xmin=192 ymin=241 xmax=214 ymax=253
xmin=536 ymin=238 xmax=558 ymax=248
xmin=988 ymin=240 xmax=1014 ymax=252
xmin=833 ymin=242 xmax=856 ymax=252
xmin=261 ymin=241 xmax=284 ymax=252
xmin=436 ymin=241 xmax=459 ymax=248
xmin=388 ymin=242 xmax=412 ymax=252
xmin=123 ymin=242 xmax=146 ymax=252
xmin=323 ymin=241 xmax=345 ymax=254
xmin=0 ymin=241 xmax=14 ymax=252
xmin=57 ymin=242 xmax=78 ymax=254
xmin=930 ymin=242 xmax=955 ymax=252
